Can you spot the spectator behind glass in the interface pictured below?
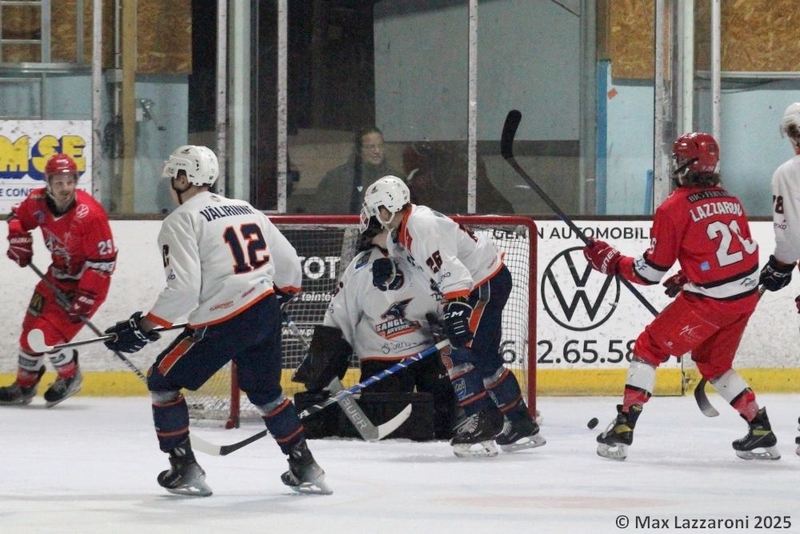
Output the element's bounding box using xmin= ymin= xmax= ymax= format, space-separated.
xmin=312 ymin=126 xmax=402 ymax=214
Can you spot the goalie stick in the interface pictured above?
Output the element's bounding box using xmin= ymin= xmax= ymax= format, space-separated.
xmin=283 ymin=313 xmax=412 ymax=441
xmin=692 ymin=285 xmax=769 ymax=418
xmin=190 ymin=339 xmax=449 ymax=456
xmin=26 ymin=323 xmax=188 ymax=354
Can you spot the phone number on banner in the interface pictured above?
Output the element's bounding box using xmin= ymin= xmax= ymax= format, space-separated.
xmin=537 ymin=339 xmax=636 ymax=365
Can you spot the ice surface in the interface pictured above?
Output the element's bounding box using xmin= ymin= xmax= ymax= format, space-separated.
xmin=1 ymin=394 xmax=799 ymax=533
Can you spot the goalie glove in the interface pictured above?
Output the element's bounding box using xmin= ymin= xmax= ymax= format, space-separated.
xmin=372 ymin=257 xmax=404 ymax=291
xmin=583 ymin=239 xmax=622 ymax=276
xmin=103 ymin=311 xmax=160 ymax=354
xmin=759 ymin=255 xmax=795 ymax=292
xmin=442 ymin=298 xmax=473 ymax=348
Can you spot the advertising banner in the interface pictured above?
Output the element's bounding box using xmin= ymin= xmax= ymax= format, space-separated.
xmin=0 ymin=120 xmax=93 ymax=214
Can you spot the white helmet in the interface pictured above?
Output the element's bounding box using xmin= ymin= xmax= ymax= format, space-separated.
xmin=781 ymin=103 xmax=800 ymax=139
xmin=361 ymin=175 xmax=410 ymax=230
xmin=162 ymin=145 xmax=219 ymax=186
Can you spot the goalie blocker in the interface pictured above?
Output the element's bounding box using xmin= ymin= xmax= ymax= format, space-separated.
xmin=292 ymin=324 xmax=440 ymax=441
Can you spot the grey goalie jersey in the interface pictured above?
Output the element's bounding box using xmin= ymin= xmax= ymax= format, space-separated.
xmin=324 ymin=246 xmax=442 ymax=362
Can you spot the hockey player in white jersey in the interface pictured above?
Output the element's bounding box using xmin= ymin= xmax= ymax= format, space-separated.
xmin=103 ymin=145 xmax=330 ymax=496
xmin=360 ymin=175 xmax=544 ymax=457
xmin=294 ymin=216 xmax=458 ymax=439
xmin=761 ymin=102 xmax=800 ymax=456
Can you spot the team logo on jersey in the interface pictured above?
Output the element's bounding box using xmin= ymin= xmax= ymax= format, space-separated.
xmin=541 ymin=246 xmax=620 ymax=331
xmin=375 ymin=298 xmax=422 ymax=339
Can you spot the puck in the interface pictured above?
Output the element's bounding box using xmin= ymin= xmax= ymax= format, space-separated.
xmin=587 ymin=417 xmax=599 ymax=429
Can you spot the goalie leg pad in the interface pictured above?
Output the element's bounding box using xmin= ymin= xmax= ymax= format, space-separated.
xmin=152 ymin=393 xmax=190 ymax=452
xmin=292 ymin=325 xmax=352 ymax=392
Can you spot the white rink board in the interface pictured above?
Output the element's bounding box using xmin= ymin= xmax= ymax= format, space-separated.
xmin=0 ymin=219 xmax=796 ymax=373
xmin=536 ymin=220 xmax=799 ymax=371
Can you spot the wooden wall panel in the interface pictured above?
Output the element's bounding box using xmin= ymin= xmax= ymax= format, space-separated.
xmin=607 ymin=0 xmax=800 ymax=80
xmin=2 ymin=0 xmax=190 ymax=74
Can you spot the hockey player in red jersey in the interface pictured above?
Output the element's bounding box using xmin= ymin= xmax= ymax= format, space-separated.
xmin=583 ymin=132 xmax=779 ymax=461
xmin=0 ymin=153 xmax=116 ymax=407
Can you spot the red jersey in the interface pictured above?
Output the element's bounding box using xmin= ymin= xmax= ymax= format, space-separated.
xmin=619 ymin=185 xmax=759 ymax=312
xmin=11 ymin=188 xmax=116 ymax=298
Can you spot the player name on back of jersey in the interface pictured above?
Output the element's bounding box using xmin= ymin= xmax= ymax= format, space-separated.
xmin=688 ymin=200 xmax=743 ymax=222
xmin=198 ymin=202 xmax=256 ymax=222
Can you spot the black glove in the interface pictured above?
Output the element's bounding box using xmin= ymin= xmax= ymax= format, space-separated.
xmin=372 ymin=257 xmax=404 ymax=291
xmin=759 ymin=255 xmax=795 ymax=292
xmin=104 ymin=311 xmax=160 ymax=354
xmin=273 ymin=286 xmax=296 ymax=310
xmin=442 ymin=299 xmax=473 ymax=348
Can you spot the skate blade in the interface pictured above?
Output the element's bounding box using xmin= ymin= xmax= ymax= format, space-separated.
xmin=453 ymin=440 xmax=499 ymax=458
xmin=165 ymin=480 xmax=213 ymax=497
xmin=596 ymin=442 xmax=628 ymax=461
xmin=44 ymin=386 xmax=82 ymax=408
xmin=288 ymin=478 xmax=333 ymax=495
xmin=735 ymin=446 xmax=781 ymax=461
xmin=499 ymin=433 xmax=546 ymax=453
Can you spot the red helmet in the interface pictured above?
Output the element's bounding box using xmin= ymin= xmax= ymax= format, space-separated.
xmin=44 ymin=153 xmax=78 ymax=177
xmin=672 ymin=132 xmax=719 ymax=175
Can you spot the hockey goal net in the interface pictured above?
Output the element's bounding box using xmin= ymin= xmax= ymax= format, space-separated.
xmin=184 ymin=215 xmax=538 ymax=428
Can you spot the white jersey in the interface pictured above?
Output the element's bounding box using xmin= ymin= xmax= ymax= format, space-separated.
xmin=771 ymin=154 xmax=800 ymax=263
xmin=385 ymin=205 xmax=504 ymax=300
xmin=324 ymin=245 xmax=441 ymax=361
xmin=145 ymin=191 xmax=302 ymax=328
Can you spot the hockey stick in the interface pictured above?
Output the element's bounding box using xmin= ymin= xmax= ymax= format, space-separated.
xmin=693 ymin=285 xmax=768 ymax=418
xmin=28 ymin=262 xmax=148 ymax=382
xmin=283 ymin=313 xmax=412 ymax=441
xmin=190 ymin=339 xmax=449 ymax=456
xmin=26 ymin=323 xmax=187 ymax=354
xmin=501 ymin=109 xmax=659 ymax=317
xmin=501 ymin=110 xmax=727 ymax=417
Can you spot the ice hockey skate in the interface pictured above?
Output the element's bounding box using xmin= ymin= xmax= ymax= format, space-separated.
xmin=795 ymin=417 xmax=800 ymax=457
xmin=157 ymin=439 xmax=212 ymax=497
xmin=43 ymin=370 xmax=83 ymax=408
xmin=596 ymin=404 xmax=642 ymax=461
xmin=451 ymin=405 xmax=504 ymax=458
xmin=0 ymin=381 xmax=38 ymax=405
xmin=495 ymin=414 xmax=546 ymax=453
xmin=732 ymin=407 xmax=780 ymax=460
xmin=281 ymin=440 xmax=332 ymax=495
xmin=0 ymin=367 xmax=45 ymax=406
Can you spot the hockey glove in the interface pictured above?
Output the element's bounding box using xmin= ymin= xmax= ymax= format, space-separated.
xmin=662 ymin=271 xmax=688 ymax=298
xmin=583 ymin=239 xmax=622 ymax=275
xmin=67 ymin=289 xmax=97 ymax=323
xmin=104 ymin=311 xmax=160 ymax=354
xmin=372 ymin=257 xmax=404 ymax=291
xmin=759 ymin=255 xmax=795 ymax=292
xmin=442 ymin=299 xmax=473 ymax=348
xmin=7 ymin=227 xmax=33 ymax=268
xmin=273 ymin=286 xmax=297 ymax=311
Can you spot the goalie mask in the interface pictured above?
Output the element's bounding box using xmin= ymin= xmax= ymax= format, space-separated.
xmin=781 ymin=102 xmax=800 ymax=152
xmin=360 ymin=175 xmax=410 ymax=232
xmin=671 ymin=132 xmax=721 ymax=188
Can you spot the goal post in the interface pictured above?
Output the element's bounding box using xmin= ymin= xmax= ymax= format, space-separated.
xmin=184 ymin=215 xmax=538 ymax=428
